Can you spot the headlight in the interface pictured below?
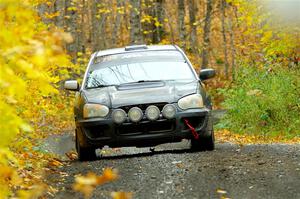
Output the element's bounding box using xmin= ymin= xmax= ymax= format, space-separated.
xmin=162 ymin=104 xmax=176 ymax=119
xmin=83 ymin=104 xmax=109 ymax=119
xmin=112 ymin=109 xmax=127 ymax=124
xmin=145 ymin=105 xmax=160 ymax=121
xmin=178 ymin=94 xmax=204 ymax=110
xmin=128 ymin=107 xmax=143 ymax=122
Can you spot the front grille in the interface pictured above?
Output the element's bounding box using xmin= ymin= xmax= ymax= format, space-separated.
xmin=117 ymin=119 xmax=175 ymax=135
xmin=84 ymin=125 xmax=111 ymax=139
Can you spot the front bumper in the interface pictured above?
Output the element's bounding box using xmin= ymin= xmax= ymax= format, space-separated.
xmin=76 ymin=108 xmax=212 ymax=148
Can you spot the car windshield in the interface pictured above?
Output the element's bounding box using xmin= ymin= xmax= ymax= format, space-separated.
xmin=85 ymin=51 xmax=196 ymax=88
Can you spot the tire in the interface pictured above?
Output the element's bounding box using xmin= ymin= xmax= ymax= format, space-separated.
xmin=191 ymin=129 xmax=215 ymax=151
xmin=76 ymin=132 xmax=97 ymax=161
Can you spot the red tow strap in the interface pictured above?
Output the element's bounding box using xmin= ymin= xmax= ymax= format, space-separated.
xmin=184 ymin=119 xmax=199 ymax=140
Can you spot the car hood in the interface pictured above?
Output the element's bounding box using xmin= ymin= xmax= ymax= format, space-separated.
xmin=82 ymin=80 xmax=199 ymax=108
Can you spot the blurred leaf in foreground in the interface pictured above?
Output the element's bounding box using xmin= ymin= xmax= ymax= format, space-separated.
xmin=73 ymin=168 xmax=118 ymax=198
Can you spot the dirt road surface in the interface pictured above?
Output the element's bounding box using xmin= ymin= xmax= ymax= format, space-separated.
xmin=45 ymin=111 xmax=300 ymax=199
xmin=45 ymin=138 xmax=300 ymax=199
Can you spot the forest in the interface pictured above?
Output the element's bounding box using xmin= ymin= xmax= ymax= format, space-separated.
xmin=0 ymin=0 xmax=299 ymax=198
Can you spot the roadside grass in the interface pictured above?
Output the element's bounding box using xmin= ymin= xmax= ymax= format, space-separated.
xmin=215 ymin=66 xmax=300 ymax=139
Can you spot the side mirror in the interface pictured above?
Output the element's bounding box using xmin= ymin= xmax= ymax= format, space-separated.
xmin=199 ymin=69 xmax=216 ymax=81
xmin=64 ymin=80 xmax=79 ymax=91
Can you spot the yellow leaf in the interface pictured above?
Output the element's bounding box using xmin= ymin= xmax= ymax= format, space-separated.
xmin=48 ymin=159 xmax=64 ymax=167
xmin=73 ymin=168 xmax=118 ymax=198
xmin=20 ymin=123 xmax=32 ymax=132
xmin=67 ymin=7 xmax=77 ymax=11
xmin=154 ymin=21 xmax=161 ymax=27
xmin=111 ymin=192 xmax=133 ymax=199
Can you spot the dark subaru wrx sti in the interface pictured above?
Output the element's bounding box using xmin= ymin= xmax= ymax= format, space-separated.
xmin=65 ymin=45 xmax=216 ymax=161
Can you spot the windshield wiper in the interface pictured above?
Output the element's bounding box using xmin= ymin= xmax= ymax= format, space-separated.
xmin=119 ymin=80 xmax=163 ymax=86
xmin=86 ymin=84 xmax=116 ymax=89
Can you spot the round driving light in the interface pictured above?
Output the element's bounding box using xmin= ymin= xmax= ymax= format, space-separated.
xmin=128 ymin=107 xmax=143 ymax=122
xmin=145 ymin=105 xmax=160 ymax=121
xmin=112 ymin=109 xmax=126 ymax=124
xmin=162 ymin=104 xmax=176 ymax=119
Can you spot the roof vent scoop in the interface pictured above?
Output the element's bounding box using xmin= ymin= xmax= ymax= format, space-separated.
xmin=125 ymin=44 xmax=148 ymax=51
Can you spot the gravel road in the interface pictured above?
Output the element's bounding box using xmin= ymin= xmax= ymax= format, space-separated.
xmin=45 ymin=110 xmax=300 ymax=199
xmin=46 ymin=138 xmax=300 ymax=199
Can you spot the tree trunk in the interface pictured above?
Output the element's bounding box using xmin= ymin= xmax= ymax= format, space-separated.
xmin=162 ymin=5 xmax=175 ymax=43
xmin=188 ymin=0 xmax=199 ymax=54
xmin=142 ymin=0 xmax=154 ymax=44
xmin=178 ymin=0 xmax=186 ymax=48
xmin=99 ymin=5 xmax=108 ymax=50
xmin=91 ymin=0 xmax=108 ymax=51
xmin=77 ymin=0 xmax=86 ymax=55
xmin=65 ymin=0 xmax=78 ymax=62
xmin=53 ymin=0 xmax=65 ymax=28
xmin=112 ymin=0 xmax=124 ymax=47
xmin=228 ymin=16 xmax=236 ymax=81
xmin=221 ymin=0 xmax=229 ymax=78
xmin=91 ymin=0 xmax=98 ymax=51
xmin=130 ymin=0 xmax=143 ymax=44
xmin=201 ymin=0 xmax=213 ymax=69
xmin=152 ymin=0 xmax=165 ymax=44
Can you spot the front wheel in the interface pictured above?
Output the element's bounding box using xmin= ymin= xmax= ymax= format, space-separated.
xmin=76 ymin=132 xmax=97 ymax=161
xmin=191 ymin=130 xmax=215 ymax=151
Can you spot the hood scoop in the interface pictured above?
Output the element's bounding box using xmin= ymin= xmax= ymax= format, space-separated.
xmin=117 ymin=81 xmax=165 ymax=91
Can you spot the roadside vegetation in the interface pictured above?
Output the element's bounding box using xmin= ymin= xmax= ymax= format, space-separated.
xmin=218 ymin=66 xmax=300 ymax=137
xmin=0 ymin=0 xmax=75 ymax=197
xmin=0 ymin=0 xmax=299 ymax=198
xmin=214 ymin=0 xmax=300 ymax=139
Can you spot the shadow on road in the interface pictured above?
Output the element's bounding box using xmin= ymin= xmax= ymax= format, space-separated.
xmin=88 ymin=148 xmax=200 ymax=162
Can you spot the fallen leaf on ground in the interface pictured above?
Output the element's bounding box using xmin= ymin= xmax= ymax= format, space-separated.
xmin=111 ymin=191 xmax=133 ymax=199
xmin=65 ymin=151 xmax=77 ymax=160
xmin=176 ymin=163 xmax=184 ymax=168
xmin=73 ymin=168 xmax=118 ymax=198
xmin=216 ymin=130 xmax=300 ymax=144
xmin=48 ymin=159 xmax=63 ymax=167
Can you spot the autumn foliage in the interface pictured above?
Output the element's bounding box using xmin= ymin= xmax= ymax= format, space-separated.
xmin=0 ymin=0 xmax=73 ymax=197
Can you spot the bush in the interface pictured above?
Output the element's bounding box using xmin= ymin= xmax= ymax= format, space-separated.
xmin=217 ymin=66 xmax=300 ymax=137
